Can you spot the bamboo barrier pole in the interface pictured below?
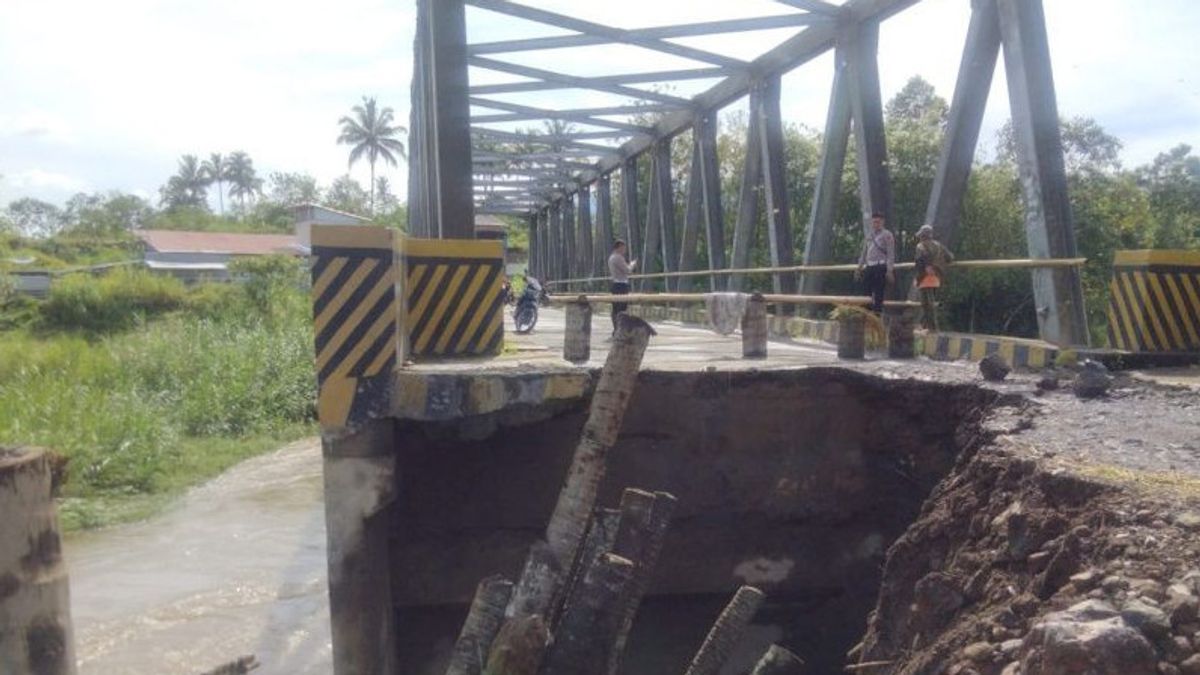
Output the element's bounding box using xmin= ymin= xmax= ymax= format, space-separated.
xmin=542 ymin=257 xmax=1088 ymax=287
xmin=548 ymin=293 xmax=921 ymax=308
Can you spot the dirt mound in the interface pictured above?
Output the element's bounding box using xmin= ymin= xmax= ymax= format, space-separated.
xmin=854 ymin=435 xmax=1200 ymax=674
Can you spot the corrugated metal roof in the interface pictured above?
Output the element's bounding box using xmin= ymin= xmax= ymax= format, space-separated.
xmin=135 ymin=230 xmax=300 ymax=256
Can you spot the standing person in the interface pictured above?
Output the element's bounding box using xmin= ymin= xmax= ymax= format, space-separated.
xmin=607 ymin=240 xmax=636 ymax=331
xmin=913 ymin=224 xmax=954 ymax=331
xmin=855 ymin=212 xmax=895 ymax=313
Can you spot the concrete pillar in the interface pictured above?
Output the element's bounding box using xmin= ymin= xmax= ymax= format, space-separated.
xmin=742 ymin=294 xmax=768 ymax=359
xmin=885 ymin=307 xmax=916 ymax=359
xmin=0 ymin=448 xmax=76 ymax=675
xmin=564 ymin=299 xmax=593 ymax=364
xmin=838 ymin=314 xmax=866 ymax=360
xmin=323 ymin=421 xmax=398 ymax=675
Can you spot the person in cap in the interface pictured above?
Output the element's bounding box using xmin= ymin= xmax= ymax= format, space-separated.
xmin=913 ymin=224 xmax=954 ymax=331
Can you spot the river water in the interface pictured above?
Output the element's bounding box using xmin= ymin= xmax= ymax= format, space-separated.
xmin=64 ymin=438 xmax=333 ymax=674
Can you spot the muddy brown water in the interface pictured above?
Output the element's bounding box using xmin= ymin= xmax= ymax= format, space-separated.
xmin=65 ymin=438 xmax=332 ymax=674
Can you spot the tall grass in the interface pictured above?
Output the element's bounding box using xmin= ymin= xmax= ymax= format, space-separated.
xmin=0 ymin=260 xmax=316 ymax=527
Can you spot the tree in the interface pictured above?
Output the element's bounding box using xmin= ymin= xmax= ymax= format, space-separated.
xmin=63 ymin=192 xmax=154 ymax=236
xmin=6 ymin=198 xmax=65 ymax=238
xmin=226 ymin=151 xmax=263 ymax=217
xmin=324 ymin=175 xmax=370 ymax=216
xmin=337 ymin=96 xmax=407 ymax=215
xmin=159 ymin=155 xmax=209 ymax=211
xmin=1138 ymin=144 xmax=1200 ymax=248
xmin=996 ymin=116 xmax=1123 ymax=175
xmin=267 ymin=172 xmax=322 ymax=206
xmin=375 ymin=176 xmax=399 ymax=213
xmin=886 ymin=76 xmax=949 ymax=128
xmin=201 ymin=153 xmax=229 ymax=216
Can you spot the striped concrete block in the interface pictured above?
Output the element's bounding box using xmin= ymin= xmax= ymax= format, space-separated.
xmin=923 ymin=332 xmax=1057 ymax=369
xmin=1107 ymin=250 xmax=1200 ymax=353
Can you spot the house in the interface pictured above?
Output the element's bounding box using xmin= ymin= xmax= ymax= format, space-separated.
xmin=135 ymin=230 xmax=302 ymax=283
xmin=292 ymin=203 xmax=372 ymax=252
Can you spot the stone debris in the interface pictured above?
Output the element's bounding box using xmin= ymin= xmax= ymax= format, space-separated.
xmin=1074 ymin=359 xmax=1113 ymax=399
xmin=1020 ymin=600 xmax=1158 ymax=674
xmin=979 ymin=353 xmax=1011 ymax=382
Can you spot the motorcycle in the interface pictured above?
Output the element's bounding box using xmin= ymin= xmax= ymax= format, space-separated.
xmin=513 ymin=276 xmax=547 ymax=334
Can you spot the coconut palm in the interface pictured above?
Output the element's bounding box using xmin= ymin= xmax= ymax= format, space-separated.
xmin=159 ymin=154 xmax=209 ymax=211
xmin=200 ymin=153 xmax=228 ymax=216
xmin=226 ymin=151 xmax=262 ymax=217
xmin=337 ymin=96 xmax=407 ymax=215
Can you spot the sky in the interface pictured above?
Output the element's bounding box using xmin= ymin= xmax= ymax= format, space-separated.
xmin=0 ymin=0 xmax=1197 ymax=208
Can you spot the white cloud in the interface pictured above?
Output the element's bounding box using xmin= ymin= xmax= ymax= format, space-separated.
xmin=2 ymin=168 xmax=91 ymax=198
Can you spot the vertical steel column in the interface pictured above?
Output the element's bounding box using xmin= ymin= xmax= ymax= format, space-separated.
xmin=642 ymin=151 xmax=663 ymax=289
xmin=549 ymin=203 xmax=562 ymax=282
xmin=800 ymin=43 xmax=852 ymax=297
xmin=730 ymin=87 xmax=764 ymax=292
xmin=577 ymin=185 xmax=593 ymax=285
xmin=926 ymin=0 xmax=1002 ymax=248
xmin=696 ymin=111 xmax=727 ymax=291
xmin=406 ymin=0 xmax=430 ymax=237
xmin=412 ymin=0 xmax=474 ymax=239
xmin=654 ymin=140 xmax=679 ymax=291
xmin=997 ymin=0 xmax=1089 ymax=345
xmin=596 ymin=175 xmax=614 ymax=276
xmin=620 ymin=157 xmax=642 ymax=265
xmin=528 ymin=213 xmax=540 ymax=278
xmin=562 ymin=193 xmax=577 ymax=286
xmin=678 ymin=136 xmax=703 ymax=294
xmin=758 ymin=73 xmax=798 ymax=296
xmin=845 ymin=20 xmax=894 ymax=238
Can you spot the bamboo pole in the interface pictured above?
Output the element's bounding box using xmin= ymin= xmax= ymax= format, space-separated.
xmin=751 ymin=645 xmax=806 ymax=675
xmin=684 ymin=586 xmax=766 ymax=675
xmin=445 ymin=576 xmax=514 ymax=675
xmin=549 ymin=293 xmax=922 ymax=309
xmin=539 ymin=553 xmax=635 ymax=675
xmin=606 ymin=491 xmax=678 ymax=675
xmin=0 ymin=447 xmax=76 ymax=675
xmin=542 ymin=257 xmax=1088 ymax=286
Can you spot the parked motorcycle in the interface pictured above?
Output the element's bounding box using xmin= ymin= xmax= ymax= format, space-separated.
xmin=513 ymin=276 xmax=547 ymax=334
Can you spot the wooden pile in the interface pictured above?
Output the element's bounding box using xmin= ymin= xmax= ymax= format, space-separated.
xmin=442 ymin=315 xmax=806 ymax=675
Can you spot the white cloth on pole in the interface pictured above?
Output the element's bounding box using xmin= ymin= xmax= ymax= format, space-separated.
xmin=705 ymin=292 xmax=749 ymax=335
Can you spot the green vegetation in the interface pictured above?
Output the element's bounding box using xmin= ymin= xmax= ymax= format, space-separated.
xmin=0 ymin=257 xmax=315 ymax=530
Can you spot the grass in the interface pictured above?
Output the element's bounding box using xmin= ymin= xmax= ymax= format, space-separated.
xmin=0 ymin=260 xmax=316 ymax=530
xmin=1068 ymin=462 xmax=1200 ymax=501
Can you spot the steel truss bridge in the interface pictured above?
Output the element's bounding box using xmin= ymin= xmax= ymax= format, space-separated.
xmin=406 ymin=0 xmax=1090 ymax=345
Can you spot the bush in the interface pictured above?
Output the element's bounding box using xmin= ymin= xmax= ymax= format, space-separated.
xmin=185 ymin=283 xmax=247 ymax=321
xmin=40 ymin=267 xmax=185 ymax=332
xmin=229 ymin=255 xmax=308 ymax=321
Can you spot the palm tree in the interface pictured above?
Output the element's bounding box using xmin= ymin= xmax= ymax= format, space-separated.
xmin=225 ymin=151 xmax=262 ymax=217
xmin=337 ymin=96 xmax=407 ymax=215
xmin=159 ymin=154 xmax=209 ymax=211
xmin=200 ymin=153 xmax=228 ymax=216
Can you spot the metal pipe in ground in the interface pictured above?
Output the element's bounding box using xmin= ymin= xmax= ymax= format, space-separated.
xmin=0 ymin=447 xmax=77 ymax=675
xmin=564 ymin=297 xmax=593 ymax=364
xmin=742 ymin=294 xmax=768 ymax=359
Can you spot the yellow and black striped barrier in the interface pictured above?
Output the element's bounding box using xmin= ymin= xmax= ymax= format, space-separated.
xmin=311 ymin=226 xmax=400 ymax=429
xmin=404 ymin=239 xmax=505 ymax=358
xmin=1107 ymin=250 xmax=1200 ymax=353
